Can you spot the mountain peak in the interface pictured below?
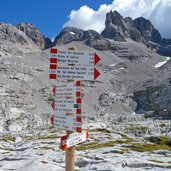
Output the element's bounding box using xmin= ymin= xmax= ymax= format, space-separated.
xmin=16 ymin=22 xmax=53 ymax=49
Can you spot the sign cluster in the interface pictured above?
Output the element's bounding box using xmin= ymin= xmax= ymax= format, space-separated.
xmin=49 ymin=48 xmax=101 ymax=149
xmin=49 ymin=49 xmax=100 ymax=81
xmin=51 ymin=81 xmax=82 ymax=132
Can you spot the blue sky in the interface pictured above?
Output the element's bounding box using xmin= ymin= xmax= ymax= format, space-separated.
xmin=0 ymin=0 xmax=112 ymax=39
xmin=0 ymin=0 xmax=170 ymax=39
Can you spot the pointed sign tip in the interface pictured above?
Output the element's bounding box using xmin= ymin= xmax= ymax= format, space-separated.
xmin=86 ymin=131 xmax=89 ymax=139
xmin=51 ymin=115 xmax=54 ymax=125
xmin=94 ymin=53 xmax=101 ymax=65
xmin=52 ymin=86 xmax=56 ymax=95
xmin=51 ymin=100 xmax=55 ymax=110
xmin=94 ymin=68 xmax=100 ymax=80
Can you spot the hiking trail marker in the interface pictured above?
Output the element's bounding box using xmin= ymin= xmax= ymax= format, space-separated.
xmin=50 ymin=48 xmax=100 ymax=65
xmin=51 ymin=81 xmax=82 ymax=132
xmin=49 ymin=48 xmax=101 ymax=81
xmin=49 ymin=48 xmax=101 ymax=171
xmin=60 ymin=131 xmax=89 ymax=150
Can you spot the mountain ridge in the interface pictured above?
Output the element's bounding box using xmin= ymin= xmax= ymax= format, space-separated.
xmin=1 ymin=10 xmax=170 ymax=56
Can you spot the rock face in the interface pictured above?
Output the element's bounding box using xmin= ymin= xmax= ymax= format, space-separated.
xmin=101 ymin=11 xmax=162 ymax=44
xmin=84 ymin=30 xmax=109 ymax=50
xmin=16 ymin=22 xmax=53 ymax=49
xmin=53 ymin=27 xmax=109 ymax=51
xmin=53 ymin=27 xmax=84 ymax=45
xmin=133 ymin=83 xmax=171 ymax=119
xmin=101 ymin=10 xmax=129 ymax=41
xmin=53 ymin=10 xmax=171 ymax=56
xmin=0 ymin=23 xmax=40 ymax=54
xmin=133 ymin=17 xmax=162 ymax=44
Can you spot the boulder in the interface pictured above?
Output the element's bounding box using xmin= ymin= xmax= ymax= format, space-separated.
xmin=133 ymin=83 xmax=171 ymax=119
xmin=148 ymin=136 xmax=160 ymax=143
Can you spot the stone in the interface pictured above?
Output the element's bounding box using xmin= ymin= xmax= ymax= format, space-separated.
xmin=148 ymin=136 xmax=160 ymax=143
xmin=166 ymin=140 xmax=171 ymax=146
xmin=134 ymin=83 xmax=171 ymax=119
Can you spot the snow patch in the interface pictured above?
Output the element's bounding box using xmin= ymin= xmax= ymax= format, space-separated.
xmin=154 ymin=57 xmax=170 ymax=68
xmin=69 ymin=32 xmax=75 ymax=35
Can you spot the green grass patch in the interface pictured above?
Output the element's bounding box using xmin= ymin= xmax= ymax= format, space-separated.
xmin=129 ymin=143 xmax=171 ymax=152
xmin=158 ymin=136 xmax=169 ymax=144
xmin=2 ymin=134 xmax=15 ymax=142
xmin=149 ymin=160 xmax=164 ymax=163
xmin=165 ymin=165 xmax=171 ymax=169
xmin=129 ymin=126 xmax=147 ymax=134
xmin=76 ymin=138 xmax=132 ymax=151
xmin=88 ymin=128 xmax=111 ymax=133
xmin=38 ymin=146 xmax=54 ymax=150
xmin=38 ymin=134 xmax=59 ymax=140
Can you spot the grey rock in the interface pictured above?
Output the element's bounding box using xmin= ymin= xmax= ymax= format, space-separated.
xmin=84 ymin=30 xmax=109 ymax=50
xmin=124 ymin=17 xmax=133 ymax=28
xmin=158 ymin=44 xmax=171 ymax=56
xmin=133 ymin=17 xmax=162 ymax=44
xmin=16 ymin=22 xmax=53 ymax=49
xmin=148 ymin=136 xmax=160 ymax=143
xmin=166 ymin=140 xmax=171 ymax=146
xmin=129 ymin=27 xmax=142 ymax=42
xmin=134 ymin=83 xmax=171 ymax=119
xmin=0 ymin=23 xmax=40 ymax=54
xmin=54 ymin=27 xmax=110 ymax=51
xmin=53 ymin=26 xmax=84 ymax=45
xmin=43 ymin=36 xmax=53 ymax=49
xmin=101 ymin=10 xmax=128 ymax=41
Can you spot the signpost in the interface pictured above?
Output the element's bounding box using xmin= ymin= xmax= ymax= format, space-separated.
xmin=50 ymin=48 xmax=100 ymax=65
xmin=52 ymin=80 xmax=82 ymax=132
xmin=55 ymin=80 xmax=81 ymax=97
xmin=60 ymin=131 xmax=89 ymax=150
xmin=54 ymin=114 xmax=82 ymax=132
xmin=49 ymin=48 xmax=101 ymax=171
xmin=49 ymin=65 xmax=100 ymax=81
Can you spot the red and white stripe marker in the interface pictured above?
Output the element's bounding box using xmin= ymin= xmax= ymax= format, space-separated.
xmin=50 ymin=85 xmax=56 ymax=125
xmin=49 ymin=49 xmax=58 ymax=79
xmin=60 ymin=131 xmax=89 ymax=150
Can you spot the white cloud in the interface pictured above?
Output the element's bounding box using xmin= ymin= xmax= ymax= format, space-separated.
xmin=63 ymin=0 xmax=171 ymax=38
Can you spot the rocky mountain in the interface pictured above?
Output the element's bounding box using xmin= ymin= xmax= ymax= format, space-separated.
xmin=16 ymin=22 xmax=53 ymax=49
xmin=0 ymin=10 xmax=171 ymax=171
xmin=101 ymin=10 xmax=129 ymax=41
xmin=54 ymin=10 xmax=171 ymax=56
xmin=0 ymin=23 xmax=40 ymax=56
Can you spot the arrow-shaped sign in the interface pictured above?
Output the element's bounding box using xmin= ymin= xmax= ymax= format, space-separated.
xmin=50 ymin=49 xmax=101 ymax=66
xmin=60 ymin=131 xmax=89 ymax=150
xmin=49 ymin=65 xmax=100 ymax=81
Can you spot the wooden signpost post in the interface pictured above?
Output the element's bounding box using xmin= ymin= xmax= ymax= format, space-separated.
xmin=49 ymin=48 xmax=101 ymax=171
